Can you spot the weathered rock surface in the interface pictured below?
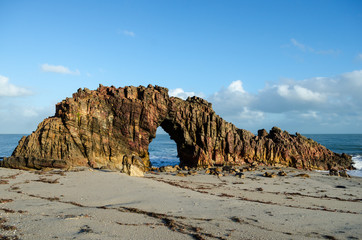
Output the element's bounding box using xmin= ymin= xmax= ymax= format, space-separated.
xmin=0 ymin=85 xmax=352 ymax=175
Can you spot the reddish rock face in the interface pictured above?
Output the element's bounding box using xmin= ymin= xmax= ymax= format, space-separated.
xmin=1 ymin=85 xmax=352 ymax=173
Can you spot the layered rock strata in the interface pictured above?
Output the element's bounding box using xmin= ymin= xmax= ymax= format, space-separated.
xmin=1 ymin=85 xmax=352 ymax=174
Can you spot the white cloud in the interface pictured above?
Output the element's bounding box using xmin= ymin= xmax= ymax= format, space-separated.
xmin=0 ymin=75 xmax=32 ymax=97
xmin=316 ymin=49 xmax=340 ymax=55
xmin=23 ymin=108 xmax=39 ymax=117
xmin=209 ymin=80 xmax=255 ymax=122
xmin=300 ymin=111 xmax=319 ymax=119
xmin=238 ymin=107 xmax=264 ymax=120
xmin=208 ymin=70 xmax=362 ymax=133
xmin=41 ymin=64 xmax=80 ymax=75
xmin=169 ymin=88 xmax=196 ymax=100
xmin=256 ymin=72 xmax=362 ymax=114
xmin=289 ymin=38 xmax=339 ymax=55
xmin=123 ymin=30 xmax=135 ymax=37
xmin=340 ymin=70 xmax=362 ymax=87
xmin=291 ymin=38 xmax=307 ymax=51
xmin=276 ymin=84 xmax=325 ymax=102
xmin=227 ymin=80 xmax=246 ymax=93
xmin=0 ymin=102 xmax=54 ymax=134
xmin=357 ymin=53 xmax=362 ymax=60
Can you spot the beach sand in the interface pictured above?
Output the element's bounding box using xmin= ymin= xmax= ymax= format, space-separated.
xmin=0 ymin=166 xmax=361 ymax=240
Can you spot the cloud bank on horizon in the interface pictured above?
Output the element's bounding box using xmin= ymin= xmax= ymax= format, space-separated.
xmin=0 ymin=68 xmax=361 ymax=134
xmin=171 ymin=70 xmax=362 ymax=133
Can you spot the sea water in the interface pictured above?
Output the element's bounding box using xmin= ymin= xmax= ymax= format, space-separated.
xmin=149 ymin=134 xmax=179 ymax=167
xmin=0 ymin=134 xmax=361 ymax=177
xmin=305 ymin=134 xmax=362 ymax=177
xmin=0 ymin=134 xmax=25 ymax=158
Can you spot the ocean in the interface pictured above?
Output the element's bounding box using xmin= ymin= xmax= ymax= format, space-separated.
xmin=1 ymin=134 xmax=361 ymax=177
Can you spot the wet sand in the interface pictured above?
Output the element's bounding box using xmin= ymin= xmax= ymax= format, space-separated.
xmin=0 ymin=166 xmax=361 ymax=240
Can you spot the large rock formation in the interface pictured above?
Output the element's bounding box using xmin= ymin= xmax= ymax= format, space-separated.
xmin=1 ymin=85 xmax=352 ymax=174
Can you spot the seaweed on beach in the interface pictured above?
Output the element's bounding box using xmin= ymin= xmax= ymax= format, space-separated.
xmin=0 ymin=235 xmax=20 ymax=240
xmin=0 ymin=173 xmax=21 ymax=180
xmin=66 ymin=201 xmax=85 ymax=207
xmin=116 ymin=222 xmax=163 ymax=227
xmin=218 ymin=193 xmax=234 ymax=198
xmin=0 ymin=199 xmax=13 ymax=204
xmin=0 ymin=208 xmax=15 ymax=213
xmin=33 ymin=177 xmax=60 ymax=184
xmin=0 ymin=225 xmax=17 ymax=231
xmin=115 ymin=207 xmax=224 ymax=239
xmin=0 ymin=180 xmax=9 ymax=185
xmin=45 ymin=197 xmax=60 ymax=202
xmin=49 ymin=170 xmax=66 ymax=176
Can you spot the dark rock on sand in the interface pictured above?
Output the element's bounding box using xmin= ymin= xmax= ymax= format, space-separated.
xmin=263 ymin=172 xmax=276 ymax=178
xmin=0 ymin=85 xmax=353 ymax=175
xmin=329 ymin=168 xmax=340 ymax=176
xmin=278 ymin=171 xmax=287 ymax=176
xmin=235 ymin=172 xmax=245 ymax=179
xmin=176 ymin=172 xmax=186 ymax=177
xmin=295 ymin=173 xmax=310 ymax=178
xmin=159 ymin=165 xmax=178 ymax=173
xmin=338 ymin=170 xmax=350 ymax=178
xmin=329 ymin=168 xmax=350 ymax=178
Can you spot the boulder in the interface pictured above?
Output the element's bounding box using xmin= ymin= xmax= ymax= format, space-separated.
xmin=122 ymin=156 xmax=146 ymax=177
xmin=176 ymin=172 xmax=186 ymax=177
xmin=263 ymin=172 xmax=276 ymax=178
xmin=159 ymin=165 xmax=178 ymax=173
xmin=235 ymin=172 xmax=245 ymax=179
xmin=329 ymin=168 xmax=340 ymax=176
xmin=278 ymin=171 xmax=287 ymax=176
xmin=338 ymin=170 xmax=350 ymax=178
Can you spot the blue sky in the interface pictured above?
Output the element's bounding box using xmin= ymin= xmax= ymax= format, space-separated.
xmin=0 ymin=0 xmax=361 ymax=134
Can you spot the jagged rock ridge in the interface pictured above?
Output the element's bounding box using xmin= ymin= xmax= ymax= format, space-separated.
xmin=1 ymin=85 xmax=352 ymax=174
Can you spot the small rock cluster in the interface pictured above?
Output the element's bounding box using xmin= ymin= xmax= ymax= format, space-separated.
xmin=263 ymin=172 xmax=277 ymax=178
xmin=329 ymin=169 xmax=350 ymax=178
xmin=204 ymin=164 xmax=260 ymax=178
xmin=149 ymin=165 xmax=198 ymax=177
xmin=149 ymin=163 xmax=264 ymax=179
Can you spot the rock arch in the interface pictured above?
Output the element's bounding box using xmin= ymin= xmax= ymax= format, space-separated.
xmin=1 ymin=85 xmax=352 ymax=174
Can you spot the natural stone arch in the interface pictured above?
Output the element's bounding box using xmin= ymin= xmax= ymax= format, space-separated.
xmin=1 ymin=84 xmax=352 ymax=174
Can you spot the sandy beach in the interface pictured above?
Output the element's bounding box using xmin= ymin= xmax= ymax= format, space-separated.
xmin=1 ymin=166 xmax=361 ymax=240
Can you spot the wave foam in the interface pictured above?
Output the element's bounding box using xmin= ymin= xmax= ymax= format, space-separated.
xmin=352 ymin=155 xmax=362 ymax=170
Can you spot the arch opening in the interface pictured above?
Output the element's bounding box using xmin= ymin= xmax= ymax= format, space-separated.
xmin=148 ymin=127 xmax=179 ymax=167
xmin=159 ymin=118 xmax=200 ymax=168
